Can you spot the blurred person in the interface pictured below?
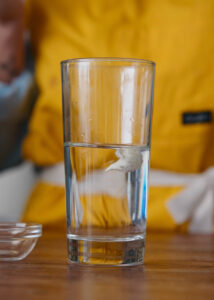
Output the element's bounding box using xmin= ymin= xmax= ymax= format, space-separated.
xmin=21 ymin=0 xmax=214 ymax=233
xmin=0 ymin=0 xmax=35 ymax=170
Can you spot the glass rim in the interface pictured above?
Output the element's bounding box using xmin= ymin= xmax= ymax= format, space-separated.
xmin=0 ymin=222 xmax=42 ymax=231
xmin=61 ymin=57 xmax=155 ymax=66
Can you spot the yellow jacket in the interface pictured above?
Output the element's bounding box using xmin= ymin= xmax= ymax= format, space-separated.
xmin=23 ymin=0 xmax=214 ymax=231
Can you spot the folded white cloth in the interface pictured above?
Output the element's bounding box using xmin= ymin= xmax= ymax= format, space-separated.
xmin=0 ymin=162 xmax=36 ymax=221
xmin=150 ymin=168 xmax=214 ymax=233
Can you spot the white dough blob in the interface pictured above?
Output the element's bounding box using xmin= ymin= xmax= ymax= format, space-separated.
xmin=106 ymin=148 xmax=143 ymax=172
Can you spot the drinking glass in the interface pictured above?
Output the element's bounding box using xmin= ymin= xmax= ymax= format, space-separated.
xmin=61 ymin=58 xmax=155 ymax=265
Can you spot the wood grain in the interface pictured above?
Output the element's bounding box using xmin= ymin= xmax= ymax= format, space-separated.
xmin=0 ymin=231 xmax=214 ymax=300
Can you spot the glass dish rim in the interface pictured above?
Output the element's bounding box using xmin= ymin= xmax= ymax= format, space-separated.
xmin=0 ymin=222 xmax=42 ymax=232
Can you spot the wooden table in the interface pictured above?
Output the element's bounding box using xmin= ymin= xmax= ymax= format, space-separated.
xmin=0 ymin=231 xmax=214 ymax=300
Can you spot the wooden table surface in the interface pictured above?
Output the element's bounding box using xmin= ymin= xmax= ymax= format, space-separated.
xmin=0 ymin=231 xmax=214 ymax=300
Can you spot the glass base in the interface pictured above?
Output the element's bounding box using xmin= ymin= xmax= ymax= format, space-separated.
xmin=67 ymin=235 xmax=145 ymax=266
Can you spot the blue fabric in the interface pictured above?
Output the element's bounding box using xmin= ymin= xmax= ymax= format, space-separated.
xmin=0 ymin=71 xmax=35 ymax=170
xmin=0 ymin=71 xmax=33 ymax=120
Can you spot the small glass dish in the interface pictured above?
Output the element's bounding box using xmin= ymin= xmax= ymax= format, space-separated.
xmin=0 ymin=223 xmax=42 ymax=261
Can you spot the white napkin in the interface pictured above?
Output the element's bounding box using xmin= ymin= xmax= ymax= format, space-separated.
xmin=150 ymin=168 xmax=214 ymax=233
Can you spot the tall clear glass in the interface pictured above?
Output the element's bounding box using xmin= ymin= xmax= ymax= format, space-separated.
xmin=61 ymin=58 xmax=155 ymax=265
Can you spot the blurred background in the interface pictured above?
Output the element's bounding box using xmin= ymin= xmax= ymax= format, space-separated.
xmin=0 ymin=0 xmax=214 ymax=233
